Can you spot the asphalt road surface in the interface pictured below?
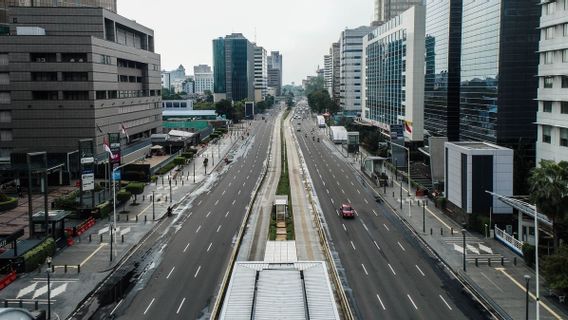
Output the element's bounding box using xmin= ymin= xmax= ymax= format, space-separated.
xmin=114 ymin=111 xmax=276 ymax=319
xmin=293 ymin=113 xmax=487 ymax=320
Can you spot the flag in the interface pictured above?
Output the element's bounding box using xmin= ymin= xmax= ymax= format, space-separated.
xmin=404 ymin=121 xmax=413 ymax=134
xmin=120 ymin=123 xmax=129 ymax=141
xmin=103 ymin=138 xmax=114 ymax=158
xmin=96 ymin=123 xmax=103 ymax=133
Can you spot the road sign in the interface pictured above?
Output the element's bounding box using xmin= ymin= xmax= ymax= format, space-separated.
xmin=82 ymin=173 xmax=94 ymax=191
xmin=113 ymin=170 xmax=121 ymax=181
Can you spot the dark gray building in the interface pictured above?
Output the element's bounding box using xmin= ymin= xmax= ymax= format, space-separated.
xmin=374 ymin=0 xmax=424 ymax=26
xmin=459 ymin=0 xmax=539 ymax=150
xmin=212 ymin=33 xmax=255 ymax=102
xmin=424 ymin=0 xmax=462 ymax=141
xmin=0 ymin=6 xmax=162 ymax=164
xmin=267 ymin=51 xmax=282 ymax=96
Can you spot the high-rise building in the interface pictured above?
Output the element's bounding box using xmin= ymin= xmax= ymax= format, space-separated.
xmin=459 ymin=0 xmax=539 ymax=151
xmin=339 ymin=26 xmax=373 ymax=115
xmin=267 ymin=51 xmax=282 ymax=96
xmin=362 ymin=5 xmax=425 ymax=142
xmin=331 ymin=42 xmax=340 ymax=106
xmin=0 ymin=5 xmax=161 ymax=163
xmin=373 ymin=0 xmax=423 ymax=25
xmin=423 ymin=0 xmax=462 ymax=141
xmin=212 ymin=33 xmax=255 ymax=102
xmin=323 ymin=54 xmax=332 ymax=95
xmin=3 ymin=0 xmax=116 ymax=12
xmin=193 ymin=64 xmax=213 ymax=95
xmin=161 ymin=65 xmax=186 ymax=91
xmin=536 ymin=1 xmax=568 ymax=163
xmin=254 ymin=45 xmax=267 ymax=102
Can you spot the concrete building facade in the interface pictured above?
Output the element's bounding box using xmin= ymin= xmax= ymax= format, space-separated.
xmin=374 ymin=0 xmax=423 ymax=26
xmin=267 ymin=51 xmax=282 ymax=96
xmin=0 ymin=6 xmax=162 ymax=163
xmin=331 ymin=42 xmax=340 ymax=106
xmin=536 ymin=0 xmax=568 ymax=164
xmin=193 ymin=64 xmax=213 ymax=94
xmin=324 ymin=54 xmax=332 ymax=95
xmin=254 ymin=45 xmax=267 ymax=102
xmin=212 ymin=33 xmax=255 ymax=102
xmin=339 ymin=26 xmax=373 ymax=116
xmin=362 ymin=6 xmax=425 ymax=141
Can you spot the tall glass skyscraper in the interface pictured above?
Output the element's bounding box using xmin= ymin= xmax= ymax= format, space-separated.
xmin=459 ymin=0 xmax=539 ymax=147
xmin=212 ymin=33 xmax=255 ymax=101
xmin=424 ymin=0 xmax=462 ymax=141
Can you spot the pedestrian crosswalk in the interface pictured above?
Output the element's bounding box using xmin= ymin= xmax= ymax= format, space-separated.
xmin=443 ymin=237 xmax=506 ymax=263
xmin=14 ymin=278 xmax=76 ymax=300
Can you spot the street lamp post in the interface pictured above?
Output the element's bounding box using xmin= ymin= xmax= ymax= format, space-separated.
xmin=525 ymin=275 xmax=531 ymax=320
xmin=46 ymin=256 xmax=52 ymax=320
xmin=169 ymin=178 xmax=172 ymax=203
xmin=193 ymin=157 xmax=196 ymax=183
xmin=152 ymin=190 xmax=155 ymax=220
xmin=462 ymin=228 xmax=467 ymax=272
xmin=390 ymin=142 xmax=411 ymax=197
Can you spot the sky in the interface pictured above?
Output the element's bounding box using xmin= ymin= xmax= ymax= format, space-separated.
xmin=117 ymin=0 xmax=374 ymax=85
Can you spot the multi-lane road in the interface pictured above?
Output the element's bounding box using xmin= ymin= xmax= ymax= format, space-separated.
xmin=113 ymin=111 xmax=276 ymax=319
xmin=292 ymin=110 xmax=485 ymax=319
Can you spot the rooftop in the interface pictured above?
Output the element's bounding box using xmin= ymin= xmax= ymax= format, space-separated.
xmin=448 ymin=141 xmax=510 ymax=151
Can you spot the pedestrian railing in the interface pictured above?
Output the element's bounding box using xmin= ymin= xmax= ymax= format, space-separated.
xmin=494 ymin=225 xmax=524 ymax=256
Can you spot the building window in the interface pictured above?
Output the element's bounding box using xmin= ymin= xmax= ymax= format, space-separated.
xmin=543 ymin=101 xmax=553 ymax=112
xmin=32 ymin=91 xmax=58 ymax=100
xmin=563 ymin=76 xmax=568 ymax=88
xmin=0 ymin=73 xmax=8 ymax=85
xmin=563 ymin=49 xmax=568 ymax=63
xmin=96 ymin=91 xmax=107 ymax=100
xmin=30 ymin=53 xmax=56 ymax=63
xmin=63 ymin=91 xmax=89 ymax=100
xmin=31 ymin=72 xmax=57 ymax=81
xmin=0 ymin=54 xmax=8 ymax=65
xmin=0 ymin=129 xmax=12 ymax=142
xmin=108 ymin=90 xmax=117 ymax=99
xmin=543 ymin=126 xmax=552 ymax=144
xmin=561 ymin=102 xmax=568 ymax=114
xmin=546 ymin=27 xmax=555 ymax=40
xmin=0 ymin=92 xmax=10 ymax=104
xmin=0 ymin=110 xmax=11 ymax=123
xmin=564 ymin=23 xmax=568 ymax=37
xmin=544 ymin=76 xmax=554 ymax=88
xmin=545 ymin=51 xmax=554 ymax=64
xmin=100 ymin=55 xmax=112 ymax=65
xmin=546 ymin=2 xmax=556 ymax=15
xmin=61 ymin=53 xmax=87 ymax=63
xmin=62 ymin=72 xmax=88 ymax=81
xmin=561 ymin=128 xmax=568 ymax=147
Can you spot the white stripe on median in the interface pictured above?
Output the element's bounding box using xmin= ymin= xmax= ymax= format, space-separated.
xmin=376 ymin=293 xmax=386 ymax=310
xmin=407 ymin=294 xmax=418 ymax=310
xmin=176 ymin=297 xmax=186 ymax=314
xmin=143 ymin=298 xmax=155 ymax=315
xmin=194 ymin=266 xmax=201 ymax=278
xmin=166 ymin=266 xmax=175 ymax=279
xmin=439 ymin=295 xmax=452 ymax=310
xmin=416 ymin=265 xmax=425 ymax=277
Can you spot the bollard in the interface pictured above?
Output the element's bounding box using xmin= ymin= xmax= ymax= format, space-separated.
xmin=441 ymin=228 xmax=443 ymax=236
xmin=392 ymin=192 xmax=395 ymax=197
xmin=165 ymin=196 xmax=168 ymax=202
xmin=145 ymin=215 xmax=147 ymax=222
xmin=100 ymin=234 xmax=103 ymax=243
xmin=514 ymin=257 xmax=517 ymax=266
xmin=35 ymin=300 xmax=38 ymax=310
xmin=142 ymin=195 xmax=145 ymax=201
xmin=475 ymin=258 xmax=478 ymax=267
xmin=19 ymin=299 xmax=22 ymax=308
xmin=175 ymin=180 xmax=177 ymax=186
xmin=182 ymin=180 xmax=184 ymax=186
xmin=121 ymin=235 xmax=124 ymax=243
xmin=78 ymin=264 xmax=81 ymax=273
xmin=136 ymin=215 xmax=138 ymax=222
xmin=430 ymin=228 xmax=433 ymax=235
xmin=64 ymin=265 xmax=67 ymax=273
xmin=501 ymin=257 xmax=504 ymax=266
xmin=51 ymin=265 xmax=54 ymax=273
xmin=89 ymin=234 xmax=92 ymax=242
xmin=3 ymin=300 xmax=7 ymax=307
xmin=38 ymin=264 xmax=41 ymax=273
xmin=488 ymin=258 xmax=491 ymax=267
xmin=451 ymin=227 xmax=453 ymax=235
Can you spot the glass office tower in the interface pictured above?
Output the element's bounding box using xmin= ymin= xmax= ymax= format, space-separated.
xmin=424 ymin=0 xmax=462 ymax=141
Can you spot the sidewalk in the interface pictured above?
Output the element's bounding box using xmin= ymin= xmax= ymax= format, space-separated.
xmin=330 ymin=144 xmax=566 ymax=320
xmin=0 ymin=129 xmax=244 ymax=319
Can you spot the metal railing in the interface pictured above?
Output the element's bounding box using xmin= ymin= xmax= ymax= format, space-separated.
xmin=494 ymin=225 xmax=524 ymax=256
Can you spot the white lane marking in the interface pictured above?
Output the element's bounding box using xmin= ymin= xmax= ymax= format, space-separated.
xmin=166 ymin=266 xmax=175 ymax=279
xmin=341 ymin=189 xmax=345 ymax=194
xmin=194 ymin=266 xmax=201 ymax=278
xmin=350 ymin=241 xmax=356 ymax=251
xmin=176 ymin=297 xmax=186 ymax=314
xmin=143 ymin=298 xmax=155 ymax=315
xmin=373 ymin=241 xmax=381 ymax=251
xmin=407 ymin=294 xmax=418 ymax=310
xmin=197 ymin=200 xmax=202 ymax=206
xmin=416 ymin=265 xmax=425 ymax=277
xmin=183 ymin=242 xmax=190 ymax=253
xmin=376 ymin=293 xmax=386 ymax=310
xmin=364 ymin=198 xmax=369 ymax=204
xmin=361 ymin=221 xmax=369 ymax=232
xmin=326 ymin=189 xmax=330 ymax=194
xmin=238 ymin=190 xmax=241 ymax=195
xmin=383 ymin=224 xmax=390 ymax=231
xmin=216 ymin=225 xmax=222 ymax=233
xmin=214 ymin=200 xmax=219 ymax=206
xmin=233 ymin=176 xmax=237 ymax=180
xmin=342 ymin=224 xmax=347 ymax=232
xmin=388 ymin=264 xmax=396 ymax=275
xmin=196 ymin=225 xmax=201 ymax=233
xmin=331 ymin=198 xmax=335 ymax=205
xmin=439 ymin=295 xmax=453 ymax=310
xmin=110 ymin=299 xmax=123 ymax=315
xmin=372 ymin=209 xmax=378 ymax=216
xmin=351 ymin=181 xmax=354 ymax=186
xmin=362 ymin=264 xmax=369 ymax=276
xmin=228 ymin=182 xmax=232 ymax=187
xmin=322 ymin=181 xmax=326 ymax=186
xmin=206 ymin=211 xmax=211 ymax=218
xmin=232 ymin=199 xmax=236 ymax=205
xmin=336 ymin=181 xmax=339 ymax=185
xmin=222 ymin=190 xmax=226 ymax=195
xmin=347 ymin=198 xmax=351 ymax=203
xmin=225 ymin=211 xmax=230 ymax=218
xmin=207 ymin=242 xmax=213 ymax=252
xmin=357 ymin=189 xmax=361 ymax=194
xmin=398 ymin=242 xmax=406 ymax=252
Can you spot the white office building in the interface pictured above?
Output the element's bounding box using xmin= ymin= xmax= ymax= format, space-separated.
xmin=193 ymin=64 xmax=213 ymax=94
xmin=536 ymin=1 xmax=568 ymax=164
xmin=324 ymin=54 xmax=332 ymax=95
xmin=254 ymin=45 xmax=268 ymax=102
xmin=339 ymin=26 xmax=374 ymax=115
xmin=362 ymin=6 xmax=425 ymax=142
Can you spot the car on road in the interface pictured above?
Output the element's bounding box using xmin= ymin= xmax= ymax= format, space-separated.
xmin=339 ymin=203 xmax=355 ymax=218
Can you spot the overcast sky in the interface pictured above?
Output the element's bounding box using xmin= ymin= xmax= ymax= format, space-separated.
xmin=117 ymin=0 xmax=374 ymax=85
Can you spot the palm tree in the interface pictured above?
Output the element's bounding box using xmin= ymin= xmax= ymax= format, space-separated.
xmin=528 ymin=160 xmax=568 ymax=251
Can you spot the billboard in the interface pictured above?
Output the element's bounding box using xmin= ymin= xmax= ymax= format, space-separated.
xmin=245 ymin=102 xmax=255 ymax=119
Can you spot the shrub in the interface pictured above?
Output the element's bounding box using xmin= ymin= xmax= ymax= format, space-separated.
xmin=23 ymin=237 xmax=56 ymax=272
xmin=522 ymin=243 xmax=536 ymax=267
xmin=173 ymin=156 xmax=186 ymax=166
xmin=0 ymin=196 xmax=17 ymax=212
xmin=95 ymin=201 xmax=111 ymax=219
xmin=125 ymin=182 xmax=145 ymax=204
xmin=156 ymin=162 xmax=176 ymax=175
xmin=54 ymin=190 xmax=80 ymax=211
xmin=435 ymin=197 xmax=447 ymax=209
xmin=150 ymin=175 xmax=158 ymax=183
xmin=181 ymin=152 xmax=195 ymax=159
xmin=123 ymin=171 xmax=148 ymax=182
xmin=116 ymin=189 xmax=132 ymax=213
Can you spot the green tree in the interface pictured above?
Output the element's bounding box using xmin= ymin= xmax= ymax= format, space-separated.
xmin=203 ymin=90 xmax=214 ymax=102
xmin=304 ymin=76 xmax=325 ymax=96
xmin=307 ymin=89 xmax=336 ymax=114
xmin=125 ymin=182 xmax=145 ymax=205
xmin=116 ymin=189 xmax=132 ymax=212
xmin=215 ymin=99 xmax=233 ymax=118
xmin=528 ymin=160 xmax=568 ymax=250
xmin=194 ymin=101 xmax=215 ymax=110
xmin=542 ymin=245 xmax=568 ymax=293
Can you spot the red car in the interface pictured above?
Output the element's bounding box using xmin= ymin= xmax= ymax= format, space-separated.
xmin=339 ymin=204 xmax=355 ymax=218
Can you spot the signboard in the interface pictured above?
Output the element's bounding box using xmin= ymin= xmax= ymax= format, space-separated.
xmin=113 ymin=170 xmax=121 ymax=181
xmin=80 ymin=157 xmax=95 ymax=164
xmin=389 ymin=124 xmax=404 ymax=139
xmin=82 ymin=173 xmax=95 ymax=191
